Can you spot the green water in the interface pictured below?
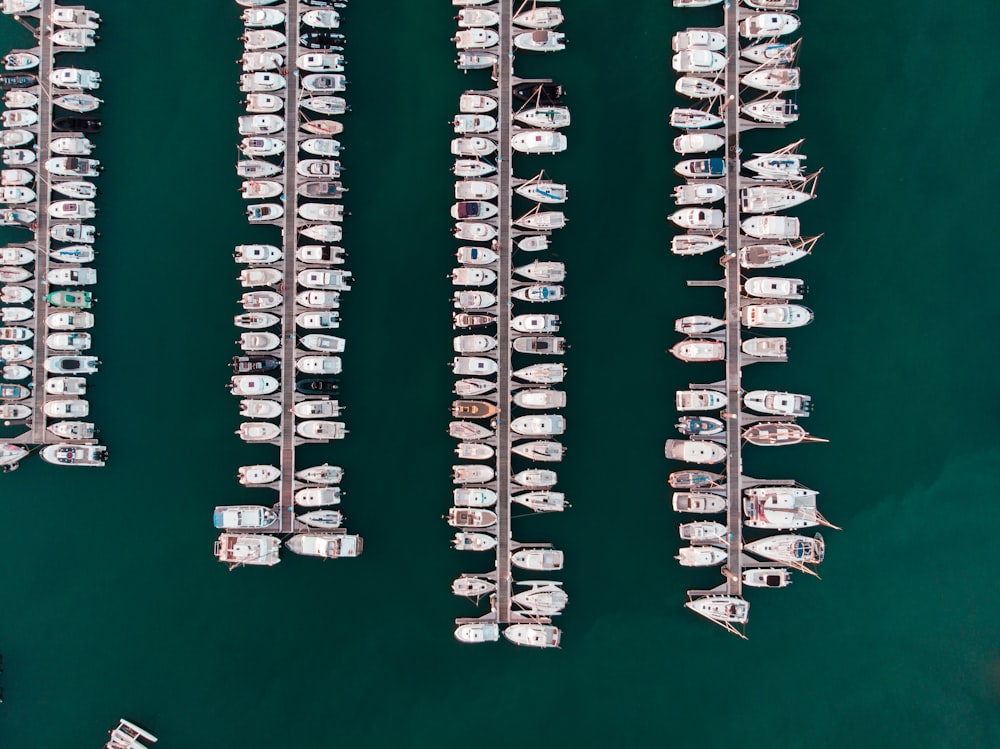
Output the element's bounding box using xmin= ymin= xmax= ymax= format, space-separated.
xmin=1 ymin=0 xmax=1000 ymax=746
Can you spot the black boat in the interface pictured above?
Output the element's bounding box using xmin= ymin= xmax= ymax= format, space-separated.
xmin=0 ymin=73 xmax=36 ymax=89
xmin=53 ymin=116 xmax=101 ymax=133
xmin=296 ymin=377 xmax=339 ymax=394
xmin=232 ymin=355 xmax=280 ymax=374
xmin=512 ymin=82 xmax=563 ymax=105
xmin=300 ymin=32 xmax=346 ymax=50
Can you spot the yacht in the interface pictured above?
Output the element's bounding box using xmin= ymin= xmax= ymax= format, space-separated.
xmin=511 ymin=490 xmax=567 ymax=512
xmin=228 ymin=375 xmax=279 ymax=396
xmin=234 ymin=244 xmax=282 ymax=264
xmin=294 ymin=487 xmax=342 ymax=507
xmin=740 ymin=241 xmax=812 ymax=268
xmin=742 ymin=215 xmax=800 ymax=239
xmin=292 ymin=400 xmax=342 ymax=418
xmin=49 ymin=200 xmax=96 ymax=220
xmin=299 ymin=96 xmax=348 ymax=115
xmin=744 ymin=149 xmax=806 ymax=180
xmin=513 ymin=362 xmax=564 ymax=383
xmin=515 ymin=211 xmax=566 ymax=230
xmin=513 ymin=7 xmax=563 ymax=28
xmin=453 ymin=334 xmax=497 ymax=353
xmin=671 ymin=235 xmax=724 ymax=256
xmin=741 ymin=185 xmax=813 ymax=214
xmin=51 ymin=67 xmax=101 ymax=89
xmin=214 ymin=505 xmax=278 ymax=529
xmin=44 ymin=356 xmax=99 ymax=374
xmin=672 ymin=30 xmax=726 ymax=51
xmin=511 ymin=440 xmax=564 ymax=462
xmin=447 ymin=508 xmax=498 ymax=528
xmin=744 ymin=486 xmax=827 ymax=530
xmin=513 ymin=107 xmax=570 ymax=129
xmin=459 ymin=93 xmax=497 ymax=113
xmin=675 ymin=76 xmax=724 ymax=99
xmin=744 ymin=422 xmax=818 ymax=447
xmin=450 ymin=420 xmax=493 ymax=440
xmin=511 ymin=548 xmax=564 ymax=571
xmin=675 ymin=315 xmax=724 ymax=336
xmin=744 ymin=276 xmax=805 ymax=299
xmin=742 ymin=98 xmax=799 ymax=124
xmin=673 ymin=49 xmax=725 ymax=73
xmin=510 ymin=130 xmax=567 ymax=154
xmin=664 ymin=439 xmax=726 ymax=464
xmin=675 ymin=157 xmax=725 ymax=179
xmin=238 ymin=114 xmax=283 ymax=135
xmin=504 ymin=624 xmax=562 ymax=649
xmin=453 ymin=378 xmax=496 ymax=397
xmin=741 ymin=40 xmax=798 ymax=65
xmin=240 ymin=400 xmax=281 ymax=419
xmin=47 ymin=377 xmax=86 ymax=395
xmin=740 ymin=13 xmax=800 ymax=38
xmin=741 ymin=303 xmax=813 ymax=328
xmin=297 ymin=420 xmax=347 ymax=440
xmin=51 ymin=8 xmax=101 ymax=28
xmin=685 ymin=596 xmax=749 ymax=625
xmin=298 ymin=510 xmax=343 ymax=529
xmin=453 ymin=487 xmax=497 ymax=507
xmin=512 ymin=389 xmax=567 ymax=409
xmin=743 ymin=568 xmax=793 ymax=588
xmin=672 ymin=491 xmax=726 ymax=514
xmin=452 ymin=532 xmax=497 ymax=551
xmin=742 ymin=67 xmax=801 ymax=92
xmin=52 ymin=181 xmax=97 ymax=199
xmin=673 ymin=183 xmax=724 ymax=205
xmin=454 ymin=623 xmax=500 ymax=644
xmin=511 ymin=313 xmax=559 ymax=332
xmin=298 ymin=53 xmax=345 ymax=72
xmin=453 ymin=28 xmax=499 ymax=49
xmin=511 ymin=284 xmax=563 ymax=302
xmin=236 ymin=421 xmax=280 ymax=442
xmin=669 ymin=472 xmax=722 ymax=492
xmin=298 ymin=268 xmax=351 ymax=290
xmin=39 ymin=443 xmax=107 ymax=466
xmin=286 ymin=533 xmax=362 ymax=559
xmin=453 ymin=290 xmax=496 ymax=309
xmin=513 ymin=336 xmax=566 ymax=355
xmin=452 ymin=159 xmax=496 ymax=178
xmin=452 ymin=576 xmax=496 ymax=598
xmin=676 ymin=546 xmax=726 ymax=567
xmin=296 ymin=311 xmax=341 ymax=329
xmin=514 ymin=30 xmax=566 ymax=52
xmin=669 ymin=208 xmax=724 ymax=230
xmin=241 ymin=290 xmax=282 ymax=309
xmin=745 ymin=533 xmax=825 ymax=565
xmin=302 ymin=9 xmax=340 ymax=28
xmin=456 ymin=245 xmax=498 ymax=265
xmin=675 ymin=390 xmax=727 ymax=411
xmin=742 ymin=337 xmax=787 ymax=358
xmin=670 ymin=107 xmax=722 ymax=129
xmin=514 ymin=180 xmax=567 ymax=203
xmin=47 ymin=421 xmax=94 ymax=441
xmin=215 ymin=534 xmax=281 ymax=567
xmin=456 ymin=442 xmax=494 ymax=460
xmin=674 ymin=132 xmax=725 ymax=154
xmin=296 ymin=464 xmax=344 ymax=484
xmin=679 ymin=521 xmax=727 ymax=544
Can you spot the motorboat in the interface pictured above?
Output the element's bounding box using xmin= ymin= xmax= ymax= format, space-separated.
xmin=453 ymin=487 xmax=497 ymax=507
xmin=237 ymin=421 xmax=280 ymax=442
xmin=447 ymin=508 xmax=498 ymax=528
xmin=685 ymin=596 xmax=749 ymax=627
xmin=675 ymin=389 xmax=725 ymax=411
xmin=44 ymin=398 xmax=89 ymax=418
xmin=453 ymin=313 xmax=496 ymax=329
xmin=511 ymin=313 xmax=559 ymax=333
xmin=302 ymin=9 xmax=340 ymax=28
xmin=742 ymin=67 xmax=801 ymax=92
xmin=51 ymin=8 xmax=101 ymax=28
xmin=300 ymin=334 xmax=346 ymax=353
xmin=3 ymin=90 xmax=36 ymax=108
xmin=296 ymin=464 xmax=344 ymax=485
xmin=512 ymin=469 xmax=558 ymax=489
xmin=39 ymin=443 xmax=107 ymax=467
xmin=453 ymin=334 xmax=497 ymax=353
xmin=675 ymin=315 xmax=724 ymax=335
xmin=247 ymin=203 xmax=284 ymax=222
xmin=511 ymin=440 xmax=564 ymax=462
xmin=297 ymin=53 xmax=345 ymax=72
xmin=240 ymin=399 xmax=282 ymax=419
xmin=455 ymin=181 xmax=499 ymax=202
xmin=297 ymin=420 xmax=347 ymax=440
xmin=515 ymin=180 xmax=567 ymax=203
xmin=46 ymin=290 xmax=93 ymax=308
xmin=451 ymin=267 xmax=496 ymax=287
xmin=1 ymin=168 xmax=33 ymax=185
xmin=1 ymin=150 xmax=35 ymax=166
xmin=679 ymin=521 xmax=727 ymax=544
xmin=673 ymin=0 xmax=724 ymax=6
xmin=236 ymin=465 xmax=280 ymax=485
xmin=239 ymin=331 xmax=280 ymax=351
xmin=232 ymin=354 xmax=279 ymax=374
xmin=672 ymin=30 xmax=726 ymax=52
xmin=238 ymin=114 xmax=283 ymax=135
xmin=51 ymin=28 xmax=96 ymax=46
xmin=449 ymin=421 xmax=493 ymax=441
xmin=740 ymin=241 xmax=812 ymax=268
xmin=53 ymin=116 xmax=102 ymax=134
xmin=453 ymin=222 xmax=496 ymax=241
xmin=296 ymin=355 xmax=342 ymax=375
xmin=510 ymin=130 xmax=567 ymax=154
xmin=456 ymin=50 xmax=499 ymax=70
xmin=0 ymin=404 xmax=30 ymax=420
xmin=451 ymin=201 xmax=497 ymax=221
xmin=513 ymin=362 xmax=564 ymax=384
xmin=453 ymin=290 xmax=497 ymax=309
xmin=453 ymin=28 xmax=499 ymax=50
xmin=298 ymin=180 xmax=347 ymax=199
xmin=741 ymin=303 xmax=813 ymax=328
xmin=242 ymin=29 xmax=285 ymax=50
xmin=296 ymin=311 xmax=341 ymax=329
xmin=456 ymin=444 xmax=494 ymax=463
xmin=298 ymin=268 xmax=350 ymax=290
xmin=294 ymin=485 xmax=343 ymax=508
xmin=512 ymin=491 xmax=567 ymax=512
xmin=213 ymin=505 xmax=278 ymax=529
xmin=452 ymin=356 xmax=498 ymax=376
xmin=514 ymin=30 xmax=566 ymax=52
xmin=453 ymin=378 xmax=496 ymax=397
xmin=675 ymin=415 xmax=725 ymax=436
xmin=1 ymin=305 xmax=31 ymax=322
xmin=44 ymin=356 xmax=98 ymax=374
xmin=240 ymin=136 xmax=284 ymax=157
xmin=742 ymin=215 xmax=800 ymax=239
xmin=744 ymin=422 xmax=819 ymax=447
xmin=0 ymin=72 xmax=36 ymax=89
xmin=47 ymin=157 xmax=100 ymax=177
xmin=300 ymin=225 xmax=344 ymax=243
xmin=452 ymin=576 xmax=496 ymax=599
xmin=742 ymin=98 xmax=799 ymax=124
xmin=1 ymin=286 xmax=32 ymax=304
xmin=673 ymin=183 xmax=725 ymax=205
xmin=672 ymin=492 xmax=726 ymax=513
xmin=0 ymin=129 xmax=33 ymax=148
xmin=670 ymin=107 xmax=723 ymax=129
xmin=511 ymin=284 xmax=563 ymax=303
xmin=669 ymin=208 xmax=723 ymax=230
xmin=302 ymin=74 xmax=347 ymax=93
xmin=214 ymin=534 xmax=281 ymax=567
xmin=240 ymin=72 xmax=285 ymax=92
xmin=51 ymin=67 xmax=100 ymax=90
xmin=246 ymin=92 xmax=283 ymax=111
xmin=742 ymin=41 xmax=799 ymax=65
xmin=676 ymin=546 xmax=726 ymax=567
xmin=296 ymin=378 xmax=340 ymax=395
xmin=47 ymin=331 xmax=90 ymax=351
xmin=743 ymin=337 xmax=787 ymax=358
xmin=54 ymin=93 xmax=102 ymax=113
xmin=675 ymin=158 xmax=725 ymax=179
xmin=299 ymin=31 xmax=346 ymax=50
xmin=743 ymin=568 xmax=793 ymax=588
xmin=453 ymin=532 xmax=497 ymax=552
xmin=675 ymin=76 xmax=724 ymax=99
xmin=1 ymin=108 xmax=36 ymax=129
xmin=295 ymin=289 xmax=341 ymax=308
xmin=236 ymin=159 xmax=281 ymax=178
xmin=297 ymin=159 xmax=342 ymax=178
xmin=744 ymin=276 xmax=805 ymax=300
xmin=744 ymin=390 xmax=811 ymax=417
xmin=744 ymin=486 xmax=828 ymax=530
xmin=744 ymin=533 xmax=824 ymax=565
xmin=457 ymin=8 xmax=501 ymax=26
xmin=241 ymin=290 xmax=282 ymax=310
xmin=456 ymin=245 xmax=498 ymax=265
xmin=234 ymin=244 xmax=281 ymax=264
xmin=740 ymin=13 xmax=800 ymax=38
xmin=242 ymin=7 xmax=284 ymax=26
xmin=513 ymin=7 xmax=563 ymax=28
xmin=512 ymin=389 xmax=566 ymax=409
xmin=512 ymin=82 xmax=562 ymax=104
xmin=674 ymin=132 xmax=724 ymax=154
xmin=670 ymin=339 xmax=724 ymax=362
xmin=744 ymin=0 xmax=799 ymax=9
xmin=0 ymin=442 xmax=28 ymax=469
xmin=44 ymin=377 xmax=84 ymax=397
xmin=49 ymin=200 xmax=96 ymax=220
xmin=671 ymin=235 xmax=724 ymax=256
xmin=451 ymin=399 xmax=498 ymax=420
xmin=0 ymin=382 xmax=29 ymax=399
xmin=292 ymin=400 xmax=342 ymax=419
xmin=454 ymin=113 xmax=497 ymax=134
xmin=0 ymin=267 xmax=30 ymax=283
xmin=460 ymin=93 xmax=497 ymax=113
xmin=511 ymin=548 xmax=564 ymax=571
xmin=452 ymin=159 xmax=496 ymax=178
xmin=451 ymin=136 xmax=497 ymax=157
xmin=229 ymin=375 xmax=279 ymax=396
xmin=301 ymin=138 xmax=342 ymax=157
xmin=454 ymin=623 xmax=500 ymax=644
xmin=664 ymin=439 xmax=726 ymax=464
xmin=51 ymin=181 xmax=97 ymax=199
xmin=513 ymin=107 xmax=570 ymax=129
xmin=672 ymin=49 xmax=725 ymax=73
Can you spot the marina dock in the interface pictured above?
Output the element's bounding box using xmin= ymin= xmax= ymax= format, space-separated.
xmin=668 ymin=0 xmax=831 ymax=636
xmin=1 ymin=1 xmax=106 ymax=470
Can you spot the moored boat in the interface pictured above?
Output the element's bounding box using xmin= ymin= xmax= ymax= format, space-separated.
xmin=215 ymin=533 xmax=280 ymax=566
xmin=40 ymin=443 xmax=107 ymax=466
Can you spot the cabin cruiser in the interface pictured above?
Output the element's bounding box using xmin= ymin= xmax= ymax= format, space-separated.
xmin=744 ymin=486 xmax=826 ymax=530
xmin=213 ymin=505 xmax=278 ymax=529
xmin=740 ymin=242 xmax=812 ymax=268
xmin=672 ymin=49 xmax=725 ymax=73
xmin=740 ymin=12 xmax=800 ymax=38
xmin=673 ymin=492 xmax=726 ymax=513
xmin=240 ymin=72 xmax=285 ymax=92
xmin=671 ymin=235 xmax=724 ymax=256
xmin=242 ymin=7 xmax=284 ymax=26
xmin=453 ymin=334 xmax=497 ymax=353
xmin=296 ymin=464 xmax=344 ymax=485
xmin=742 ymin=98 xmax=799 ymax=124
xmin=453 ymin=378 xmax=496 ymax=396
xmin=240 ymin=136 xmax=284 ymax=157
xmin=510 ymin=130 xmax=567 ymax=154
xmin=302 ymin=74 xmax=347 ymax=93
xmin=513 ymin=107 xmax=570 ymax=129
xmin=744 ymin=276 xmax=805 ymax=299
xmin=237 ymin=421 xmax=280 ymax=442
xmin=234 ymin=244 xmax=281 ymax=264
xmin=685 ymin=596 xmax=749 ymax=626
xmin=47 ymin=156 xmax=100 ymax=177
xmin=240 ymin=399 xmax=282 ymax=419
xmin=451 ymin=136 xmax=497 ymax=157
xmin=51 ymin=7 xmax=100 ymax=28
xmin=742 ymin=303 xmax=813 ymax=328
xmin=451 ymin=201 xmax=498 ymax=220
xmin=675 ymin=158 xmax=724 ymax=179
xmin=513 ymin=336 xmax=565 ymax=355
xmin=44 ymin=399 xmax=89 ymax=418
xmin=296 ymin=311 xmax=341 ymax=329
xmin=294 ymin=487 xmax=342 ymax=508
xmin=454 ymin=222 xmax=497 ymax=241
xmin=511 ymin=284 xmax=563 ymax=302
xmin=676 ymin=546 xmax=726 ymax=567
xmin=47 ymin=331 xmax=91 ymax=351
xmin=669 ymin=208 xmax=723 ymax=230
xmin=745 ymin=533 xmax=824 ymax=565
xmin=239 ymin=332 xmax=280 ymax=351
xmin=242 ymin=290 xmax=282 ymax=310
xmin=301 ymin=138 xmax=343 ymax=157
xmin=744 ymin=422 xmax=818 ymax=447
xmin=513 ymin=7 xmax=563 ymax=28
xmin=452 ymin=159 xmax=497 ymax=178
xmin=292 ymin=400 xmax=342 ymax=420
xmin=296 ymin=354 xmax=342 ymax=374
xmin=511 ymin=313 xmax=559 ymax=333
xmin=452 ymin=532 xmax=497 ymax=551
xmin=511 ymin=548 xmax=564 ymax=571
xmin=51 ymin=67 xmax=100 ymax=89
xmin=674 ymin=132 xmax=724 ymax=154
xmin=40 ymin=443 xmax=107 ymax=467
xmin=298 ymin=53 xmax=345 ymax=72
xmin=675 ymin=315 xmax=724 ymax=335
xmin=297 ymin=159 xmax=342 ymax=178
xmin=452 ymin=356 xmax=498 ymax=376
xmin=512 ymin=389 xmax=567 ymax=409
xmin=453 ymin=487 xmax=497 ymax=507
xmin=247 ymin=201 xmax=285 ymax=220
xmin=743 ymin=568 xmax=793 ymax=588
xmin=454 ymin=623 xmax=500 ymax=644
xmin=664 ymin=439 xmax=726 ymax=464
xmin=447 ymin=508 xmax=498 ymax=528
xmin=743 ymin=67 xmax=801 ymax=93
xmin=229 ymin=375 xmax=279 ymax=396
xmin=515 ymin=180 xmax=567 ymax=203
xmin=44 ymin=355 xmax=99 ymax=374
xmin=676 ymin=415 xmax=725 ymax=436
xmin=51 ymin=28 xmax=96 ymax=46
xmin=455 ymin=180 xmax=499 ymax=201
xmin=512 ymin=469 xmax=558 ymax=489
xmin=453 ymin=28 xmax=499 ymax=49
xmin=460 ymin=93 xmax=497 ymax=113
xmin=675 ymin=389 xmax=725 ymax=411
xmin=514 ymin=29 xmax=566 ymax=52
xmin=302 ymin=9 xmax=340 ymax=28
xmin=672 ymin=30 xmax=726 ymax=51
xmin=511 ymin=440 xmax=564 ymax=462
xmin=504 ymin=623 xmax=562 ymax=649
xmin=1 ymin=150 xmax=35 ymax=167
xmin=298 ymin=268 xmax=351 ymax=290
xmin=49 ymin=200 xmax=96 ymax=220
xmin=238 ymin=114 xmax=283 ymax=135
xmin=742 ymin=215 xmax=800 ymax=239
xmin=451 ymin=267 xmax=496 ymax=287
xmin=512 ymin=491 xmax=567 ymax=512
xmin=297 ymin=420 xmax=347 ymax=440
xmin=453 ymin=290 xmax=496 ymax=309
xmin=456 ymin=245 xmax=498 ymax=265
xmin=675 ymin=76 xmax=724 ymax=99
xmin=215 ymin=534 xmax=280 ymax=567
xmin=673 ymin=183 xmax=724 ymax=205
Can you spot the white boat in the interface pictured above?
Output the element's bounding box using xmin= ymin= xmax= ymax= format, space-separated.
xmin=297 ymin=420 xmax=347 ymax=440
xmin=1 ymin=109 xmax=36 ymax=129
xmin=51 ymin=67 xmax=101 ymax=89
xmin=451 ymin=136 xmax=497 ymax=157
xmin=240 ymin=399 xmax=281 ymax=419
xmin=744 ymin=149 xmax=806 ymax=180
xmin=453 ymin=463 xmax=495 ymax=484
xmin=243 ymin=29 xmax=285 ymax=50
xmin=740 ymin=241 xmax=812 ymax=268
xmin=742 ymin=215 xmax=800 ymax=239
xmin=453 ymin=378 xmax=496 ymax=397
xmin=0 ymin=267 xmax=31 ymax=283
xmin=510 ymin=314 xmax=560 ymax=333
xmin=744 ymin=487 xmax=830 ymax=530
xmin=236 ymin=159 xmax=281 ymax=178
xmin=673 ymin=0 xmax=723 ymax=6
xmin=237 ymin=267 xmax=281 ymax=287
xmin=0 ymin=404 xmax=30 ymax=420
xmin=47 ymin=332 xmax=90 ymax=351
xmin=4 ymin=90 xmax=37 ymax=108
xmin=512 ymin=491 xmax=567 ymax=512
xmin=242 ymin=290 xmax=283 ymax=310
xmin=453 ymin=334 xmax=497 ymax=353
xmin=298 ymin=203 xmax=346 ymax=223
xmin=213 ymin=505 xmax=278 ymax=528
xmin=0 ymin=442 xmax=28 ymax=468
xmin=452 ymin=159 xmax=496 ymax=177
xmin=452 ymin=576 xmax=496 ymax=598
xmin=0 ymin=129 xmax=32 ymax=148
xmin=675 ymin=389 xmax=725 ymax=411
xmin=670 ymin=107 xmax=722 ymax=129
xmin=504 ymin=622 xmax=562 ymax=649
xmin=49 ymin=200 xmax=96 ymax=220
xmin=1 ymin=306 xmax=31 ymax=322
xmin=673 ymin=183 xmax=724 ymax=205
xmin=242 ymin=7 xmax=284 ymax=26
xmin=671 ymin=235 xmax=724 ymax=256
xmin=744 ymin=390 xmax=811 ymax=417
xmin=742 ymin=337 xmax=787 ymax=358
xmin=240 ymin=136 xmax=284 ymax=157
xmin=672 ymin=49 xmax=725 ymax=73
xmin=676 ymin=546 xmax=726 ymax=567
xmin=237 ymin=421 xmax=279 ymax=442
xmin=514 ymin=30 xmax=566 ymax=52
xmin=745 ymin=533 xmax=824 ymax=565
xmin=453 ymin=222 xmax=497 ymax=242
xmin=675 ymin=76 xmax=724 ymax=99
xmin=44 ymin=398 xmax=89 ymax=418
xmin=51 ymin=28 xmax=96 ymax=46
xmin=455 ymin=181 xmax=499 ymax=201
xmin=239 ymin=331 xmax=280 ymax=351
xmin=43 ymin=355 xmax=99 ymax=374
xmin=451 ymin=267 xmax=496 ymax=287
xmin=292 ymin=400 xmax=341 ymax=418
xmin=296 ymin=311 xmax=341 ymax=330
xmin=238 ymin=114 xmax=283 ymax=135
xmin=297 ymin=159 xmax=342 ymax=178
xmin=513 ymin=106 xmax=570 ymax=129
xmin=459 ymin=93 xmax=497 ymax=113
xmin=743 ymin=67 xmax=801 ymax=92
xmin=215 ymin=534 xmax=280 ymax=567
xmin=447 ymin=507 xmax=497 ymax=528
xmin=510 ymin=130 xmax=567 ymax=154
xmin=453 ymin=28 xmax=499 ymax=49
xmin=51 ymin=181 xmax=96 ymax=199
xmin=299 ymin=225 xmax=343 ymax=243
xmin=742 ymin=98 xmax=799 ymax=124
xmin=515 ymin=180 xmax=567 ymax=203
xmin=515 ymin=261 xmax=565 ymax=284
xmin=456 ymin=246 xmax=498 ymax=265
xmin=518 ymin=235 xmax=550 ymax=252
xmin=513 ymin=7 xmax=563 ymax=28
xmin=296 ymin=355 xmax=342 ymax=375
xmin=300 ymin=334 xmax=346 ymax=353
xmin=664 ymin=439 xmax=726 ymax=464
xmin=240 ymin=72 xmax=285 ymax=92
xmin=454 ymin=623 xmax=500 ymax=643
xmin=1 ymin=286 xmax=31 ymax=304
xmin=742 ymin=303 xmax=812 ymax=328
xmin=456 ymin=50 xmax=498 ymax=70
xmin=674 ymin=132 xmax=724 ymax=154
xmin=40 ymin=443 xmax=107 ymax=466
xmin=456 ymin=442 xmax=494 ymax=460
xmin=744 ymin=276 xmax=805 ymax=299
xmin=742 ymin=185 xmax=813 ymax=214
xmin=245 ymin=93 xmax=283 ymax=113
xmin=452 ymin=356 xmax=498 ymax=377
xmin=302 ymin=9 xmax=340 ymax=28
xmin=237 ymin=465 xmax=280 ymax=485
xmin=297 ymin=53 xmax=345 ymax=72
xmin=0 ymin=323 xmax=31 ymax=340
xmin=685 ymin=596 xmax=749 ymax=627
xmin=302 ymin=74 xmax=347 ymax=93
xmin=294 ymin=487 xmax=342 ymax=507
xmin=679 ymin=521 xmax=727 ymax=544
xmin=453 ymin=113 xmax=496 ymax=134
xmin=743 ymin=568 xmax=793 ymax=588
xmin=296 ymin=464 xmax=344 ymax=484
xmin=229 ymin=374 xmax=279 ymax=396
xmin=514 ymin=210 xmax=566 ymax=230
xmin=740 ymin=12 xmax=800 ymax=38
xmin=672 ymin=30 xmax=726 ymax=52
xmin=513 ymin=363 xmax=564 ymax=384
xmin=452 ymin=532 xmax=497 ymax=551
xmin=512 ymin=389 xmax=566 ymax=409
xmin=453 ymin=290 xmax=496 ymax=309
xmin=457 ymin=8 xmax=499 ymax=27
xmin=510 ymin=440 xmax=564 ymax=462
xmin=301 ymin=138 xmax=342 ymax=157
xmin=3 ymin=150 xmax=35 ymax=166
xmin=745 ymin=0 xmax=799 ymax=9
xmin=512 ymin=469 xmax=558 ymax=488
xmin=1 ymin=168 xmax=33 ymax=185
xmin=297 ymin=510 xmax=343 ymax=529
xmin=51 ymin=8 xmax=100 ymax=29
xmin=742 ymin=40 xmax=799 ymax=65
xmin=675 ymin=315 xmax=724 ymax=335
xmin=53 ymin=93 xmax=102 ymax=112
xmin=511 ymin=548 xmax=564 ymax=571
xmin=672 ymin=492 xmax=726 ymax=514
xmin=671 ymin=339 xmax=724 ymax=362
xmin=669 ymin=208 xmax=723 ymax=230
xmin=453 ymin=487 xmax=497 ymax=507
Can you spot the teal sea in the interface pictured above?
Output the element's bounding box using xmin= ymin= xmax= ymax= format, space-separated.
xmin=2 ymin=0 xmax=1000 ymax=746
